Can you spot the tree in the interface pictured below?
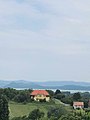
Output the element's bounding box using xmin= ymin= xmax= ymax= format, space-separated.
xmin=47 ymin=107 xmax=68 ymax=120
xmin=14 ymin=90 xmax=31 ymax=103
xmin=0 ymin=95 xmax=9 ymax=120
xmin=54 ymin=93 xmax=65 ymax=100
xmin=60 ymin=114 xmax=82 ymax=120
xmin=46 ymin=90 xmax=54 ymax=97
xmin=61 ymin=96 xmax=73 ymax=105
xmin=28 ymin=109 xmax=44 ymax=120
xmin=73 ymin=92 xmax=81 ymax=101
xmin=55 ymin=89 xmax=61 ymax=95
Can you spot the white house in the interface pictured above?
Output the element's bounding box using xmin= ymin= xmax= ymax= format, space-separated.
xmin=73 ymin=102 xmax=84 ymax=109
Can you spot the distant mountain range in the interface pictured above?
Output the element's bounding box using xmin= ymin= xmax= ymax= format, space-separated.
xmin=36 ymin=81 xmax=90 ymax=86
xmin=1 ymin=80 xmax=90 ymax=90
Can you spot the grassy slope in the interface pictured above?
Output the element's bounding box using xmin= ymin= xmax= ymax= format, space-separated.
xmin=9 ymin=99 xmax=72 ymax=119
xmin=9 ymin=102 xmax=49 ymax=119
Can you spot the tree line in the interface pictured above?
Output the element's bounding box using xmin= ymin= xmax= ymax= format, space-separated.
xmin=0 ymin=88 xmax=90 ymax=105
xmin=0 ymin=88 xmax=90 ymax=107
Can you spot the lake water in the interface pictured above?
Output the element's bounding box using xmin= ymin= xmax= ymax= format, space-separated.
xmin=15 ymin=88 xmax=90 ymax=93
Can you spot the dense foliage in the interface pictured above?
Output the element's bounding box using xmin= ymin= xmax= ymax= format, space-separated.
xmin=47 ymin=106 xmax=68 ymax=120
xmin=54 ymin=90 xmax=90 ymax=108
xmin=0 ymin=88 xmax=32 ymax=103
xmin=0 ymin=95 xmax=9 ymax=120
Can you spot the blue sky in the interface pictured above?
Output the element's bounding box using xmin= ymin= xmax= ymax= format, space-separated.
xmin=0 ymin=0 xmax=90 ymax=81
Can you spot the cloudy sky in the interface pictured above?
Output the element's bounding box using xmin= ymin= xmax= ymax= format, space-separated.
xmin=0 ymin=0 xmax=90 ymax=81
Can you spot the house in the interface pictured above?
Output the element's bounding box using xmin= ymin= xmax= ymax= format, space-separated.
xmin=73 ymin=102 xmax=84 ymax=109
xmin=30 ymin=90 xmax=50 ymax=102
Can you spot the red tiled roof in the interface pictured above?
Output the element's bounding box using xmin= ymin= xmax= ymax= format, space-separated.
xmin=31 ymin=90 xmax=49 ymax=96
xmin=73 ymin=102 xmax=84 ymax=106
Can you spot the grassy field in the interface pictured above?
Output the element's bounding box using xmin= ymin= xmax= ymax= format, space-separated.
xmin=9 ymin=99 xmax=72 ymax=119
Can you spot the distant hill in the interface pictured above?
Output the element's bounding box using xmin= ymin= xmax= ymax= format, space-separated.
xmin=47 ymin=85 xmax=90 ymax=90
xmin=36 ymin=81 xmax=90 ymax=86
xmin=1 ymin=80 xmax=90 ymax=90
xmin=5 ymin=80 xmax=43 ymax=89
xmin=0 ymin=80 xmax=11 ymax=87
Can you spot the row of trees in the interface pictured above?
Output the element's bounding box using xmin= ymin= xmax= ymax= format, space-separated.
xmin=0 ymin=88 xmax=90 ymax=106
xmin=0 ymin=88 xmax=32 ymax=103
xmin=0 ymin=88 xmax=90 ymax=107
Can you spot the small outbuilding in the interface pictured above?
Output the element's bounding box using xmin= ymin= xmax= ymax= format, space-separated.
xmin=30 ymin=90 xmax=50 ymax=102
xmin=73 ymin=102 xmax=84 ymax=109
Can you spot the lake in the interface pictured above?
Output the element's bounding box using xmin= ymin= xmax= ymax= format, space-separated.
xmin=15 ymin=88 xmax=90 ymax=93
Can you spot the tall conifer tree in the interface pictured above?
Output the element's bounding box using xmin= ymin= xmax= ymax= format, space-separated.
xmin=0 ymin=95 xmax=9 ymax=120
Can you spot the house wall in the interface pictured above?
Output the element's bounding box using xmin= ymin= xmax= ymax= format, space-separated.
xmin=46 ymin=96 xmax=50 ymax=102
xmin=73 ymin=105 xmax=84 ymax=109
xmin=33 ymin=95 xmax=50 ymax=102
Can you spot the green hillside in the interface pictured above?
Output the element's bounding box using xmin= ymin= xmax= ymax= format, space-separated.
xmin=9 ymin=99 xmax=71 ymax=119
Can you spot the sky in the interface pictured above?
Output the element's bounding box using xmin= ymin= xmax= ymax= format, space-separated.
xmin=0 ymin=0 xmax=90 ymax=81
